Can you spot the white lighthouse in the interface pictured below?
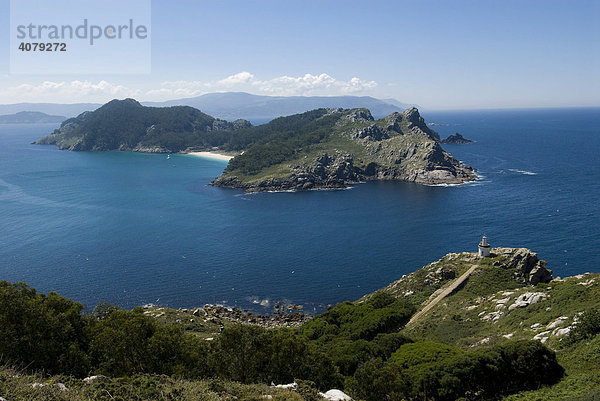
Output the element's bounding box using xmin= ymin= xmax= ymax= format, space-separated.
xmin=478 ymin=235 xmax=491 ymax=257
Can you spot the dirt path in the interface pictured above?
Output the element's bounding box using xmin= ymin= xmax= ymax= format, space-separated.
xmin=405 ymin=264 xmax=479 ymax=327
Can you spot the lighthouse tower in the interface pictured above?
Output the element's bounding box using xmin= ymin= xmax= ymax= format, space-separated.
xmin=478 ymin=235 xmax=491 ymax=257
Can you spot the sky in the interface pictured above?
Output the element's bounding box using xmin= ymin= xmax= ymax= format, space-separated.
xmin=0 ymin=0 xmax=599 ymax=110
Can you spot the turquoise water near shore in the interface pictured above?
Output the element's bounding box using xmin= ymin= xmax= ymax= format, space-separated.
xmin=0 ymin=108 xmax=598 ymax=312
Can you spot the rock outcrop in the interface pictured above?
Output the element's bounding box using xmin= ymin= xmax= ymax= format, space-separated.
xmin=492 ymin=248 xmax=553 ymax=285
xmin=440 ymin=133 xmax=472 ymax=144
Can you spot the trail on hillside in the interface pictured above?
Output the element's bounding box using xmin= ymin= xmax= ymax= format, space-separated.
xmin=405 ymin=263 xmax=479 ymax=327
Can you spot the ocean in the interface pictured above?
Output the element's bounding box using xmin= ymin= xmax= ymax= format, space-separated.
xmin=0 ymin=108 xmax=598 ymax=313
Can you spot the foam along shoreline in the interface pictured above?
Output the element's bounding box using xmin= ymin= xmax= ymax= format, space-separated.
xmin=186 ymin=151 xmax=235 ymax=161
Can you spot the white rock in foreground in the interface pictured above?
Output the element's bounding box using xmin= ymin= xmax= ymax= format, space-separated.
xmin=320 ymin=389 xmax=352 ymax=400
xmin=83 ymin=375 xmax=110 ymax=384
xmin=272 ymin=382 xmax=297 ymax=389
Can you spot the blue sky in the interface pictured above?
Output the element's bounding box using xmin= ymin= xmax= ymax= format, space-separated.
xmin=1 ymin=0 xmax=599 ymax=109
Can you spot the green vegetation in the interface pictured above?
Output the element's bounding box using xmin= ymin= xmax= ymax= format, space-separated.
xmin=34 ymin=99 xmax=251 ymax=153
xmin=566 ymin=308 xmax=600 ymax=342
xmin=3 ymin=248 xmax=599 ymax=400
xmin=300 ymin=292 xmax=415 ymax=376
xmin=349 ymin=340 xmax=563 ymax=401
xmin=225 ymin=109 xmax=338 ymax=174
xmin=0 ymin=366 xmax=306 ymax=401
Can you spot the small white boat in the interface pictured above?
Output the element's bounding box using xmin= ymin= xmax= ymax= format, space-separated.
xmin=166 ymin=154 xmax=171 ymax=159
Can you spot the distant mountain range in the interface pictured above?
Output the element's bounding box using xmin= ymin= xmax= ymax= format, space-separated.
xmin=143 ymin=92 xmax=415 ymax=121
xmin=0 ymin=111 xmax=67 ymax=124
xmin=0 ymin=92 xmax=414 ymax=122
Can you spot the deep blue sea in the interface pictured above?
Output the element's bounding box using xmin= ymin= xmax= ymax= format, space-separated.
xmin=0 ymin=108 xmax=598 ymax=313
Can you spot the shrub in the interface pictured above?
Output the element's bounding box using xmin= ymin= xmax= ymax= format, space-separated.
xmin=209 ymin=325 xmax=341 ymax=389
xmin=0 ymin=281 xmax=90 ymax=375
xmin=568 ymin=308 xmax=600 ymax=343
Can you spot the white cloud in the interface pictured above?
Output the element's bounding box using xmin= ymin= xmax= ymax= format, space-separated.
xmin=0 ymin=72 xmax=378 ymax=103
xmin=146 ymin=80 xmax=209 ymax=98
xmin=0 ymin=80 xmax=139 ymax=103
xmin=252 ymin=74 xmax=377 ymax=95
xmin=217 ymin=71 xmax=255 ymax=86
xmin=146 ymin=72 xmax=378 ymax=100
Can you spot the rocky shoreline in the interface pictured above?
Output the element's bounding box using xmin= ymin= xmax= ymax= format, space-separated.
xmin=212 ymin=151 xmax=476 ymax=193
xmin=168 ymin=303 xmax=312 ymax=329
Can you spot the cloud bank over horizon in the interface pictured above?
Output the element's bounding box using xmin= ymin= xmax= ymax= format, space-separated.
xmin=0 ymin=72 xmax=380 ymax=104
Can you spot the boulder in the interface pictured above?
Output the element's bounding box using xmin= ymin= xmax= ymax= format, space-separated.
xmin=529 ymin=262 xmax=553 ymax=285
xmin=320 ymin=389 xmax=353 ymax=400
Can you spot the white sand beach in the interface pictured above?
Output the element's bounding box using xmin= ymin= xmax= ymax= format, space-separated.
xmin=186 ymin=151 xmax=235 ymax=161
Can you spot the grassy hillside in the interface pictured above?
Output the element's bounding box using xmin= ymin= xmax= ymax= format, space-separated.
xmin=1 ymin=248 xmax=598 ymax=400
xmin=374 ymin=248 xmax=600 ymax=400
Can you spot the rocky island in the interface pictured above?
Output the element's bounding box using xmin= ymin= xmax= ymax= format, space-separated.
xmin=440 ymin=132 xmax=473 ymax=144
xmin=213 ymin=107 xmax=476 ymax=191
xmin=35 ymin=99 xmax=477 ymax=191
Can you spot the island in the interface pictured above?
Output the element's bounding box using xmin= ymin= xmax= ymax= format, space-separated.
xmin=0 ymin=111 xmax=66 ymax=124
xmin=35 ymin=98 xmax=477 ymax=191
xmin=440 ymin=132 xmax=473 ymax=144
xmin=33 ymin=98 xmax=252 ymax=153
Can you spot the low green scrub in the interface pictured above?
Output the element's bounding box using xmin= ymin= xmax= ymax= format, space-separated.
xmin=0 ymin=280 xmax=573 ymax=400
xmin=348 ymin=340 xmax=564 ymax=401
xmin=0 ymin=281 xmax=337 ymax=388
xmin=0 ymin=366 xmax=306 ymax=401
xmin=300 ymin=292 xmax=415 ymax=376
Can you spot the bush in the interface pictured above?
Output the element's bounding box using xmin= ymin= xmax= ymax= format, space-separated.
xmin=355 ymin=340 xmax=564 ymax=401
xmin=0 ymin=281 xmax=90 ymax=375
xmin=346 ymin=358 xmax=408 ymax=401
xmin=568 ymin=308 xmax=600 ymax=343
xmin=209 ymin=325 xmax=341 ymax=389
xmin=90 ymin=307 xmax=205 ymax=377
